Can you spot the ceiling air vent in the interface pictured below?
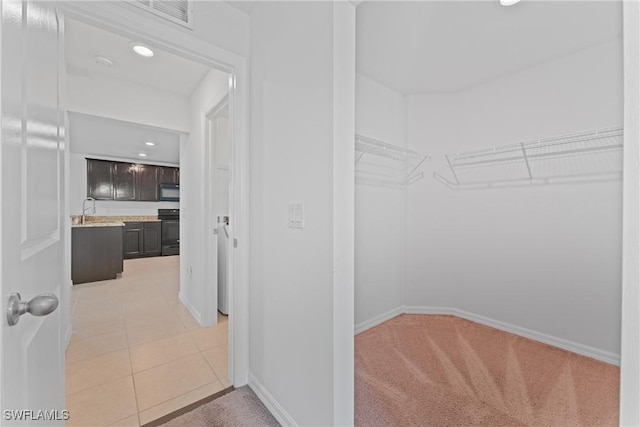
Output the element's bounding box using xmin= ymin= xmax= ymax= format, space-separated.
xmin=133 ymin=0 xmax=194 ymax=29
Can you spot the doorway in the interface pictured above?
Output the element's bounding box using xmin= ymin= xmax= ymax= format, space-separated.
xmin=60 ymin=11 xmax=244 ymax=425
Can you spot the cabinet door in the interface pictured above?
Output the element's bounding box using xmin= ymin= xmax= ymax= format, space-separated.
xmin=113 ymin=162 xmax=137 ymax=200
xmin=158 ymin=166 xmax=179 ymax=185
xmin=137 ymin=164 xmax=159 ymax=201
xmin=143 ymin=222 xmax=162 ymax=256
xmin=87 ymin=159 xmax=113 ymax=200
xmin=123 ymin=223 xmax=144 ymax=258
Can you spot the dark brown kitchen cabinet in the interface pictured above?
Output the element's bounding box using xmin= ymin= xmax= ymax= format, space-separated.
xmin=87 ymin=159 xmax=114 ymax=200
xmin=72 ymin=226 xmax=124 ymax=284
xmin=142 ymin=222 xmax=162 ymax=256
xmin=113 ymin=162 xmax=137 ymax=200
xmin=86 ymin=159 xmax=177 ymax=202
xmin=158 ymin=167 xmax=179 ymax=185
xmin=123 ymin=221 xmax=162 ymax=258
xmin=123 ymin=223 xmax=144 ymax=258
xmin=136 ymin=164 xmax=159 ymax=201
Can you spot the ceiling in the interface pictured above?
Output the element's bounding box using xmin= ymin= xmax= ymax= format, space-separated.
xmin=356 ymin=1 xmax=623 ymax=94
xmin=68 ymin=112 xmax=181 ymax=164
xmin=65 ymin=18 xmax=210 ymax=96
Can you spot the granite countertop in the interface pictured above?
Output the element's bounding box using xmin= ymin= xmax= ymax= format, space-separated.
xmin=72 ymin=221 xmax=125 ymax=228
xmin=71 ymin=215 xmax=161 ymax=228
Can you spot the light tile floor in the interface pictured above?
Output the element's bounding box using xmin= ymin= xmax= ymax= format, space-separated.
xmin=66 ymin=256 xmax=229 ymax=427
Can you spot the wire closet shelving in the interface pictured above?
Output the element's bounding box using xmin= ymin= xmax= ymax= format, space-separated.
xmin=433 ymin=127 xmax=623 ymax=189
xmin=355 ymin=134 xmax=430 ymax=188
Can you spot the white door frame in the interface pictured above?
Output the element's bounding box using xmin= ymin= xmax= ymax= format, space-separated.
xmin=621 ymin=2 xmax=640 ymax=425
xmin=56 ymin=1 xmax=250 ymax=386
xmin=201 ymin=92 xmax=230 ymax=328
xmin=203 ymin=96 xmax=231 ymax=327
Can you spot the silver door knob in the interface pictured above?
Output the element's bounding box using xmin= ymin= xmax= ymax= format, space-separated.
xmin=6 ymin=293 xmax=58 ymax=326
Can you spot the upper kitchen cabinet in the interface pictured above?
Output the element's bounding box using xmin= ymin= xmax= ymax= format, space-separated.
xmin=87 ymin=159 xmax=114 ymax=200
xmin=86 ymin=159 xmax=177 ymax=202
xmin=113 ymin=162 xmax=137 ymax=201
xmin=158 ymin=166 xmax=179 ymax=185
xmin=136 ymin=164 xmax=159 ymax=201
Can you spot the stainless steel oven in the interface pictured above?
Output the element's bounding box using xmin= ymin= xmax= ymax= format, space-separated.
xmin=158 ymin=209 xmax=180 ymax=256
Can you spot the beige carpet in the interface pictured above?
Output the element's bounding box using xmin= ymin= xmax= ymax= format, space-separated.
xmin=355 ymin=314 xmax=619 ymax=426
xmin=158 ymin=387 xmax=280 ymax=427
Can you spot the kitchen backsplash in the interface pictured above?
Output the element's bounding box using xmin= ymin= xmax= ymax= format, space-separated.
xmin=90 ymin=201 xmax=179 ymax=216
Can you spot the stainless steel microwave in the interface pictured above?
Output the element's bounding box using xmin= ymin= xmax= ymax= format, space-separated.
xmin=159 ymin=184 xmax=180 ymax=202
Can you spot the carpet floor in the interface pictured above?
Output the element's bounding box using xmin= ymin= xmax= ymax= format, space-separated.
xmin=158 ymin=387 xmax=280 ymax=427
xmin=355 ymin=314 xmax=619 ymax=426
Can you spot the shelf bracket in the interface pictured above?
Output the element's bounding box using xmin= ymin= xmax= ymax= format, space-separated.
xmin=445 ymin=155 xmax=460 ymax=185
xmin=520 ymin=143 xmax=533 ymax=179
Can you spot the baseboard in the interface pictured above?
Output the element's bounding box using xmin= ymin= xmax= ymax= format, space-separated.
xmin=178 ymin=291 xmax=202 ymax=325
xmin=355 ymin=306 xmax=403 ymax=335
xmin=402 ymin=306 xmax=620 ymax=366
xmin=248 ymin=373 xmax=298 ymax=427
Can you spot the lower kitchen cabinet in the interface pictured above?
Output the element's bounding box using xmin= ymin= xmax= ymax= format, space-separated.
xmin=72 ymin=226 xmax=124 ymax=285
xmin=123 ymin=221 xmax=161 ymax=259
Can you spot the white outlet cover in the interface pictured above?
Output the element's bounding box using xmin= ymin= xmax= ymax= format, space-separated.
xmin=288 ymin=203 xmax=304 ymax=229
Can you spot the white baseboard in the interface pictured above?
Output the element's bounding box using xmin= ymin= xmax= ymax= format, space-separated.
xmin=402 ymin=306 xmax=620 ymax=366
xmin=178 ymin=291 xmax=202 ymax=325
xmin=248 ymin=373 xmax=298 ymax=427
xmin=355 ymin=306 xmax=403 ymax=335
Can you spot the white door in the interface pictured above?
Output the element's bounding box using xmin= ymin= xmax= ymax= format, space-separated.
xmin=1 ymin=0 xmax=66 ymax=424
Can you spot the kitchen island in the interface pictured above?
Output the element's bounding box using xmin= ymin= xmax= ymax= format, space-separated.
xmin=71 ymin=221 xmax=124 ymax=285
xmin=71 ymin=215 xmax=164 ymax=285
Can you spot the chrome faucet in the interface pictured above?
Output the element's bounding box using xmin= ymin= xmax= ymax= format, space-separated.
xmin=81 ymin=197 xmax=96 ymax=225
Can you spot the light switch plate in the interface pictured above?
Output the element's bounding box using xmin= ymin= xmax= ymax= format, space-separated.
xmin=288 ymin=203 xmax=304 ymax=229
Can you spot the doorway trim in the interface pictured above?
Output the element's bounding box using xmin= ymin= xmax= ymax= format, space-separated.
xmin=57 ymin=1 xmax=250 ymax=386
xmin=621 ymin=2 xmax=640 ymax=424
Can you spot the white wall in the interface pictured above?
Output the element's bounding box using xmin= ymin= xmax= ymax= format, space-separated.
xmin=248 ymin=3 xmax=355 ymax=425
xmin=406 ymin=38 xmax=623 ymax=358
xmin=61 ymin=1 xmax=250 ymax=59
xmin=67 ymin=73 xmax=190 ymax=132
xmin=69 ymin=153 xmax=179 ymax=216
xmin=180 ymin=68 xmax=229 ymax=325
xmin=354 ymin=74 xmax=407 ymax=328
xmin=188 ymin=1 xmax=250 ymax=57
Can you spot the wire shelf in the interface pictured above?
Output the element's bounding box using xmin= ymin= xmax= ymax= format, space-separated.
xmin=355 ymin=134 xmax=430 ymax=189
xmin=433 ymin=127 xmax=623 ymax=189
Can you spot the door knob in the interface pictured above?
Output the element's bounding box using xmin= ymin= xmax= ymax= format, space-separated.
xmin=6 ymin=293 xmax=59 ymax=326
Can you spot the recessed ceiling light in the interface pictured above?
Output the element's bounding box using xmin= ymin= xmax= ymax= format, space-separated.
xmin=138 ymin=153 xmax=147 ymax=157
xmin=94 ymin=55 xmax=114 ymax=67
xmin=500 ymin=0 xmax=521 ymax=5
xmin=145 ymin=141 xmax=155 ymax=146
xmin=130 ymin=42 xmax=154 ymax=58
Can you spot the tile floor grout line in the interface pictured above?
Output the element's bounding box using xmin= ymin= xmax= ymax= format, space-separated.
xmin=130 ymin=345 xmax=201 ymax=375
xmin=65 ymin=345 xmax=130 ymax=368
xmin=120 ymin=280 xmax=142 ymax=425
xmin=65 ymin=372 xmax=136 ymax=399
xmin=136 ymin=378 xmax=224 ymax=419
xmin=201 ymin=350 xmax=224 ymax=385
xmin=66 ymin=257 xmax=228 ymax=427
xmin=125 ymin=324 xmax=143 ymax=427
